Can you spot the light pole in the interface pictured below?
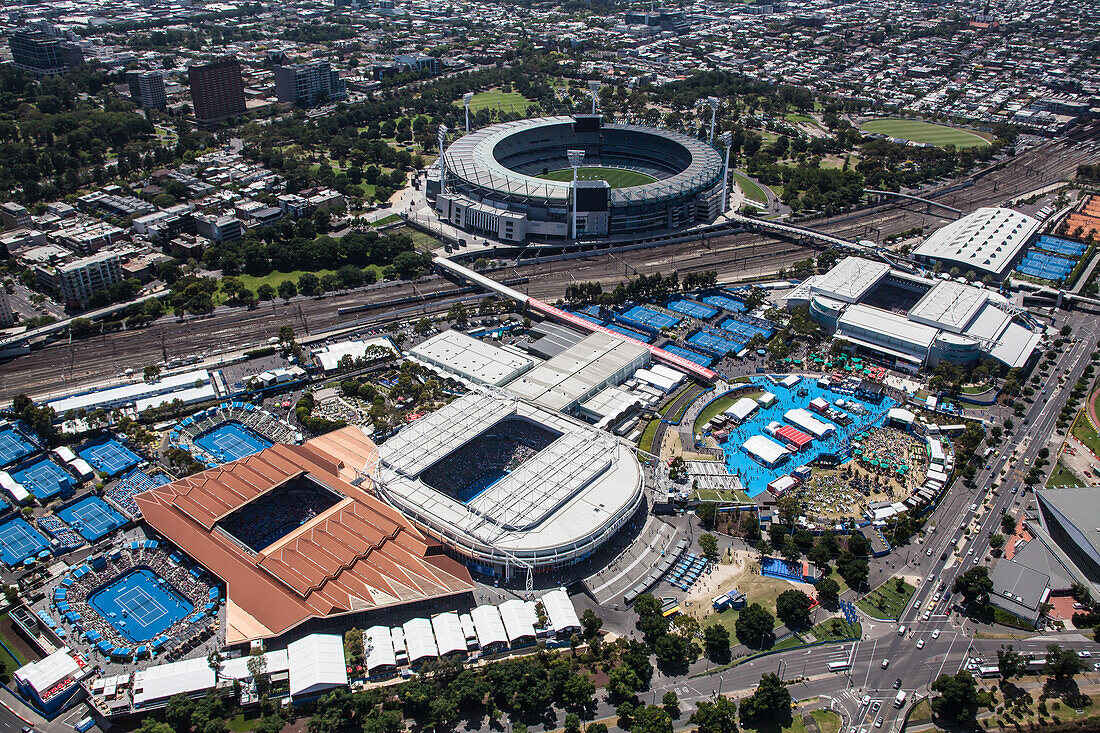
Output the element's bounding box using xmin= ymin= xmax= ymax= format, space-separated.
xmin=720 ymin=130 xmax=732 ymax=217
xmin=463 ymin=92 xmax=473 ymax=133
xmin=588 ymin=81 xmax=600 ymax=115
xmin=568 ymin=149 xmax=584 ymax=239
xmin=707 ymin=95 xmax=719 ymax=144
xmin=437 ymin=124 xmax=448 ymax=195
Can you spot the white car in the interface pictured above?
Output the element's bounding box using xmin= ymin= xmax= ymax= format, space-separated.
xmin=916 ymin=638 xmax=925 ymax=649
xmin=1078 ymin=650 xmax=1092 ymax=658
xmin=932 ymin=628 xmax=941 ymax=639
xmin=933 ymin=592 xmax=941 ymax=602
xmin=922 ymin=610 xmax=932 ymax=621
xmin=875 ymin=717 xmax=884 ymax=728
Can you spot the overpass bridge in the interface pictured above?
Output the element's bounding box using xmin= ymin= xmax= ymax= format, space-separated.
xmin=725 ymin=212 xmax=864 ymax=252
xmin=863 ymin=189 xmax=963 ymax=216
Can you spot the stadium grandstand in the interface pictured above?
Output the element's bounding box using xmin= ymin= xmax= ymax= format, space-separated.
xmin=431 ymin=115 xmax=726 ymax=243
xmin=136 ymin=431 xmax=475 ymax=645
xmin=374 ymin=389 xmax=645 ymax=585
xmin=168 ymin=402 xmax=299 ymax=468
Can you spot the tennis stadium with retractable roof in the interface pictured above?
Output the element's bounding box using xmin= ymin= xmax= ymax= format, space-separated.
xmin=373 ymin=389 xmax=645 ymax=582
xmin=135 ymin=430 xmax=475 ymax=646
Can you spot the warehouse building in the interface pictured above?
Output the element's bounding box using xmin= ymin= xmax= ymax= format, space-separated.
xmin=911 ymin=207 xmax=1041 ymax=280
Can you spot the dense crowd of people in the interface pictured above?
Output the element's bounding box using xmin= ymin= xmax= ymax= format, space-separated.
xmin=219 ymin=477 xmax=340 ymax=552
xmin=420 ymin=419 xmax=559 ymax=499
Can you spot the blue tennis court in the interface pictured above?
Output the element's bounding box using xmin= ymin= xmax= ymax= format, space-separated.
xmin=619 ymin=305 xmax=680 ymax=331
xmin=0 ymin=518 xmax=49 ymax=566
xmin=701 ymin=293 xmax=746 ymax=313
xmin=88 ymin=567 xmax=193 ymax=643
xmin=79 ymin=439 xmax=141 ymax=476
xmin=719 ymin=317 xmax=774 ymax=340
xmin=194 ymin=422 xmax=273 ymax=463
xmin=662 ymin=344 xmax=714 ymax=367
xmin=604 ymin=322 xmax=654 ymax=343
xmin=666 ymin=299 xmax=718 ymax=319
xmin=0 ymin=426 xmax=37 ymax=467
xmin=59 ymin=496 xmax=127 ymax=541
xmin=11 ymin=458 xmax=73 ymax=501
xmin=1035 ymin=235 xmax=1086 ymax=257
xmin=688 ymin=330 xmax=743 ymax=356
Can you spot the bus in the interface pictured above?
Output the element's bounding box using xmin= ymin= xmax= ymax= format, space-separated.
xmin=827 ymin=660 xmax=850 ymax=672
xmin=976 ymin=664 xmax=1001 ymax=679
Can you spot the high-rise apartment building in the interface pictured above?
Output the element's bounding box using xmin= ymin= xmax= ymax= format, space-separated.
xmin=8 ymin=30 xmax=84 ymax=76
xmin=188 ymin=56 xmax=247 ymax=127
xmin=273 ymin=61 xmax=346 ymax=106
xmin=126 ymin=70 xmax=168 ymax=109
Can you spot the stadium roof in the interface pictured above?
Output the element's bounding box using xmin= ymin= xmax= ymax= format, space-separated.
xmin=505 ymin=331 xmax=650 ymax=412
xmin=808 ymin=257 xmax=891 ymax=303
xmin=913 ymin=207 xmax=1041 ymax=277
xmin=47 ymin=369 xmax=212 ymax=415
xmin=136 ymin=430 xmax=474 ymax=645
xmin=409 ymin=331 xmax=535 ymax=386
xmin=838 ymin=304 xmax=939 ymax=351
xmin=908 ymin=280 xmax=990 ymax=332
xmin=376 ymin=390 xmax=644 ymax=569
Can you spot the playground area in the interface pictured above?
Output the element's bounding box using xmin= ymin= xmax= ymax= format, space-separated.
xmin=0 ymin=518 xmax=50 ymax=566
xmin=0 ymin=426 xmax=37 ymax=467
xmin=719 ymin=376 xmax=896 ymax=497
xmin=58 ymin=496 xmax=127 ymax=542
xmin=78 ymin=439 xmax=141 ymax=477
xmin=88 ymin=567 xmax=193 ymax=643
xmin=193 ymin=422 xmax=273 ymax=463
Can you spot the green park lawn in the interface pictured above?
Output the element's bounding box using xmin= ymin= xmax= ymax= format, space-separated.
xmin=536 ymin=166 xmax=657 ymax=188
xmin=694 ymin=390 xmax=763 ymax=434
xmin=860 ymin=118 xmax=992 ymax=148
xmin=855 ymin=578 xmax=916 ymax=620
xmin=455 ymin=90 xmax=533 ymax=114
xmin=732 ymin=170 xmax=769 ymax=206
xmin=215 ymin=266 xmax=386 ymax=304
xmin=1071 ymin=410 xmax=1100 ymax=457
xmin=808 ymin=618 xmax=862 ymax=642
xmin=1046 ymin=459 xmax=1080 ymax=488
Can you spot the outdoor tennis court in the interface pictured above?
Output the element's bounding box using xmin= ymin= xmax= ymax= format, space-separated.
xmin=666 ymin=299 xmax=718 ymax=319
xmin=619 ymin=305 xmax=680 ymax=331
xmin=0 ymin=518 xmax=49 ymax=566
xmin=194 ymin=422 xmax=273 ymax=463
xmin=662 ymin=345 xmax=714 ymax=367
xmin=604 ymin=322 xmax=654 ymax=343
xmin=0 ymin=427 xmax=36 ymax=467
xmin=79 ymin=439 xmax=141 ymax=476
xmin=59 ymin=496 xmax=127 ymax=542
xmin=719 ymin=317 xmax=774 ymax=340
xmin=701 ymin=293 xmax=746 ymax=313
xmin=88 ymin=567 xmax=193 ymax=643
xmin=688 ymin=330 xmax=743 ymax=356
xmin=11 ymin=458 xmax=73 ymax=500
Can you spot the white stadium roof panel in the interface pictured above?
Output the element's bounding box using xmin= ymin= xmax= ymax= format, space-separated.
xmin=410 ymin=331 xmax=535 ymax=386
xmin=913 ymin=207 xmax=1040 ymax=276
xmin=807 ymin=257 xmax=890 ymax=303
xmin=908 ymin=280 xmax=990 ymax=332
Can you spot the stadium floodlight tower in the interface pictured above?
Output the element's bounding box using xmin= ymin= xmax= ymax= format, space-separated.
xmin=706 ymin=96 xmax=720 ymax=144
xmin=719 ymin=131 xmax=733 ymax=216
xmin=567 ymin=149 xmax=585 ymax=239
xmin=437 ymin=124 xmax=448 ymax=195
xmin=462 ymin=92 xmax=474 ymax=133
xmin=587 ymin=80 xmax=600 ymax=115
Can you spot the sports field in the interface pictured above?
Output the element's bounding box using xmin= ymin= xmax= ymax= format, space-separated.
xmin=455 ymin=91 xmax=533 ymax=114
xmin=860 ymin=118 xmax=991 ymax=148
xmin=536 ymin=167 xmax=657 ymax=188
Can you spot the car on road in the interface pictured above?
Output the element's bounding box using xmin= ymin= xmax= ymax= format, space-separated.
xmin=861 ymin=695 xmax=871 ymax=708
xmin=932 ymin=628 xmax=941 ymax=639
xmin=1078 ymin=650 xmax=1092 ymax=658
xmin=875 ymin=717 xmax=884 ymax=728
xmin=922 ymin=610 xmax=931 ymax=621
xmin=926 ymin=548 xmax=933 ymax=556
xmin=881 ymin=659 xmax=890 ymax=669
xmin=933 ymin=592 xmax=941 ymax=602
xmin=893 ymin=678 xmax=903 ymax=689
xmin=916 ymin=638 xmax=925 ymax=649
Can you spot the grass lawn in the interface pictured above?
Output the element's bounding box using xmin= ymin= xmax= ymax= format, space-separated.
xmin=227 ymin=712 xmax=263 ymax=732
xmin=694 ymin=391 xmax=763 ymax=433
xmin=392 ymin=225 xmax=443 ymax=251
xmin=1071 ymin=410 xmax=1100 ymax=456
xmin=855 ymin=578 xmax=916 ymax=620
xmin=639 ymin=418 xmax=661 ymax=454
xmin=908 ymin=698 xmax=933 ymax=724
xmin=0 ymin=615 xmax=27 ymax=676
xmin=732 ymin=170 xmax=769 ymax=205
xmin=456 ymin=91 xmax=533 ymax=114
xmin=699 ymin=568 xmax=797 ymax=641
xmin=860 ymin=118 xmax=992 ymax=148
xmin=741 ymin=711 xmax=811 ymax=733
xmin=808 ymin=618 xmax=861 ymax=642
xmin=221 ymin=266 xmax=383 ymax=302
xmin=536 ymin=166 xmax=657 ymax=188
xmin=370 ymin=213 xmax=402 ymax=228
xmin=694 ymin=488 xmax=753 ymax=503
xmin=809 ymin=710 xmax=843 ymax=733
xmin=1046 ymin=459 xmax=1080 ymax=487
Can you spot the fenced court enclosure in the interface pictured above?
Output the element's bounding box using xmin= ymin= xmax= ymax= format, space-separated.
xmin=0 ymin=425 xmax=37 ymax=467
xmin=666 ymin=298 xmax=718 ymax=319
xmin=10 ymin=457 xmax=73 ymax=501
xmin=0 ymin=517 xmax=50 ymax=566
xmin=88 ymin=568 xmax=193 ymax=643
xmin=193 ymin=422 xmax=273 ymax=463
xmin=59 ymin=496 xmax=127 ymax=542
xmin=618 ymin=305 xmax=681 ymax=332
xmin=78 ymin=439 xmax=141 ymax=477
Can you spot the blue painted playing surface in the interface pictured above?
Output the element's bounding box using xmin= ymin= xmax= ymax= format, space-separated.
xmin=194 ymin=422 xmax=273 ymax=463
xmin=604 ymin=322 xmax=654 ymax=343
xmin=661 ymin=344 xmax=714 ymax=367
xmin=0 ymin=518 xmax=49 ymax=566
xmin=618 ymin=305 xmax=680 ymax=331
xmin=0 ymin=427 xmax=36 ymax=467
xmin=59 ymin=496 xmax=127 ymax=541
xmin=666 ymin=299 xmax=718 ymax=319
xmin=88 ymin=567 xmax=193 ymax=643
xmin=1035 ymin=235 xmax=1086 ymax=257
xmin=718 ymin=317 xmax=773 ymax=340
xmin=700 ymin=293 xmax=746 ymax=313
xmin=79 ymin=439 xmax=141 ymax=476
xmin=688 ymin=329 xmax=743 ymax=356
xmin=11 ymin=458 xmax=72 ymax=500
xmin=718 ymin=376 xmax=896 ymax=497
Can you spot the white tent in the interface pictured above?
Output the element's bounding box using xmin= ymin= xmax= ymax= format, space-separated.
xmin=133 ymin=657 xmax=215 ymax=707
xmin=498 ymin=599 xmax=536 ymax=644
xmin=758 ymin=392 xmax=777 ymax=408
xmin=725 ymin=397 xmax=759 ymax=424
xmin=287 ymin=634 xmax=348 ymax=699
xmin=68 ymin=459 xmax=94 ymax=480
xmin=221 ymin=650 xmax=289 ymax=681
xmin=471 ymin=604 xmax=508 ymax=650
xmin=431 ymin=613 xmax=467 ymax=657
xmin=784 ymin=408 xmax=835 ymax=438
xmin=402 ymin=618 xmax=438 ymax=664
xmin=741 ymin=435 xmax=790 ymax=467
xmin=0 ymin=472 xmax=29 ymax=502
xmin=540 ymin=589 xmax=581 ymax=637
xmin=52 ymin=447 xmax=76 ymax=463
xmin=365 ymin=626 xmax=396 ymax=673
